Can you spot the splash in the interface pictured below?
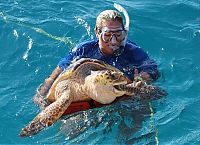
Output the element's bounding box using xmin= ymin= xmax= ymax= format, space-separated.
xmin=23 ymin=37 xmax=33 ymax=61
xmin=13 ymin=29 xmax=19 ymax=38
xmin=74 ymin=16 xmax=93 ymax=39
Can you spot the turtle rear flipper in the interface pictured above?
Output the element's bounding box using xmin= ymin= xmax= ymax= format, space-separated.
xmin=19 ymin=90 xmax=71 ymax=137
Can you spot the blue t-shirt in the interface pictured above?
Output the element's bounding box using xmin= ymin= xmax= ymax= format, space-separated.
xmin=58 ymin=39 xmax=158 ymax=81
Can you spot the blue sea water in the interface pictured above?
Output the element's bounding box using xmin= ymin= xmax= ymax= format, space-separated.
xmin=0 ymin=0 xmax=200 ymax=144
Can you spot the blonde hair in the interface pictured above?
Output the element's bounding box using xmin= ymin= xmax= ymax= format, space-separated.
xmin=94 ymin=10 xmax=124 ymax=32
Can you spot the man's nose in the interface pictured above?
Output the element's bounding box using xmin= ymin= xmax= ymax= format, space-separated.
xmin=110 ymin=35 xmax=118 ymax=44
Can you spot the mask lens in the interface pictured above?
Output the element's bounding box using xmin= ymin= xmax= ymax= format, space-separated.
xmin=100 ymin=28 xmax=126 ymax=43
xmin=115 ymin=30 xmax=126 ymax=42
xmin=102 ymin=31 xmax=112 ymax=42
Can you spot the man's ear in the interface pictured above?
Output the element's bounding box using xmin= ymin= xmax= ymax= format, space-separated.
xmin=95 ymin=30 xmax=99 ymax=39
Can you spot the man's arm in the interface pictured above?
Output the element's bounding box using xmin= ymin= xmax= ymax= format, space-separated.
xmin=33 ymin=66 xmax=62 ymax=109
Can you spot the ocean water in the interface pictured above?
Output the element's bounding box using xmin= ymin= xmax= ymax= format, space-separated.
xmin=0 ymin=0 xmax=200 ymax=144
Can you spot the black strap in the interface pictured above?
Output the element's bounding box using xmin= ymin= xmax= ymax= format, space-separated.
xmin=87 ymin=100 xmax=96 ymax=109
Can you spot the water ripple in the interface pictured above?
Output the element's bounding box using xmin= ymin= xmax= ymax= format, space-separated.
xmin=169 ymin=130 xmax=200 ymax=144
xmin=154 ymin=97 xmax=200 ymax=126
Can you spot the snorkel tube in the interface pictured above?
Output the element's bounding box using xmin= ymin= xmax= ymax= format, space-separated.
xmin=114 ymin=3 xmax=130 ymax=47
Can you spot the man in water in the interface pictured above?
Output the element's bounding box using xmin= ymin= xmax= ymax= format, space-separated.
xmin=34 ymin=4 xmax=159 ymax=108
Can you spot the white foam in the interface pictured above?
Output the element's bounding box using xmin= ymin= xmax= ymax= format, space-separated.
xmin=23 ymin=37 xmax=33 ymax=60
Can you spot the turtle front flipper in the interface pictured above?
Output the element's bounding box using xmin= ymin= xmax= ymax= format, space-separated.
xmin=19 ymin=90 xmax=71 ymax=137
xmin=135 ymin=84 xmax=168 ymax=100
xmin=120 ymin=81 xmax=167 ymax=100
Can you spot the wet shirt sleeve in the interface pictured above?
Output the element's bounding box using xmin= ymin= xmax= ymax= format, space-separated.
xmin=58 ymin=45 xmax=85 ymax=71
xmin=57 ymin=40 xmax=99 ymax=71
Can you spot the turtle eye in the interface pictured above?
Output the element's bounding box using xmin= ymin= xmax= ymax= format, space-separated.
xmin=110 ymin=72 xmax=118 ymax=80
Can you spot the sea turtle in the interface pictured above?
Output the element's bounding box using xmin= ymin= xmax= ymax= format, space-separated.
xmin=19 ymin=58 xmax=166 ymax=137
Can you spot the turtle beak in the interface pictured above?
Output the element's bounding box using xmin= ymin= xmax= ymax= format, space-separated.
xmin=113 ymin=84 xmax=126 ymax=91
xmin=113 ymin=80 xmax=127 ymax=94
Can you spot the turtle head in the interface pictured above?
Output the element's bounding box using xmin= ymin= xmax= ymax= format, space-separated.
xmin=85 ymin=69 xmax=128 ymax=104
xmin=93 ymin=69 xmax=127 ymax=87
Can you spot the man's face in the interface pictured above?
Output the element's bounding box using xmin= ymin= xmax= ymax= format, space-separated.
xmin=96 ymin=20 xmax=124 ymax=55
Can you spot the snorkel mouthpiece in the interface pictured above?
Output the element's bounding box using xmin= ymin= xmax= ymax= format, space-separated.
xmin=114 ymin=3 xmax=130 ymax=48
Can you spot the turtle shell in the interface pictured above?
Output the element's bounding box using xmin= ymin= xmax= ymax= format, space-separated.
xmin=47 ymin=58 xmax=121 ymax=102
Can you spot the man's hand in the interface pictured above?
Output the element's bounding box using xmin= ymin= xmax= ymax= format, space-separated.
xmin=134 ymin=69 xmax=153 ymax=82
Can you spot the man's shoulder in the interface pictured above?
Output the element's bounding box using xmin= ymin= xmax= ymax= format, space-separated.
xmin=124 ymin=40 xmax=148 ymax=60
xmin=126 ymin=40 xmax=138 ymax=46
xmin=70 ymin=39 xmax=99 ymax=54
xmin=76 ymin=39 xmax=98 ymax=49
xmin=125 ymin=40 xmax=143 ymax=51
